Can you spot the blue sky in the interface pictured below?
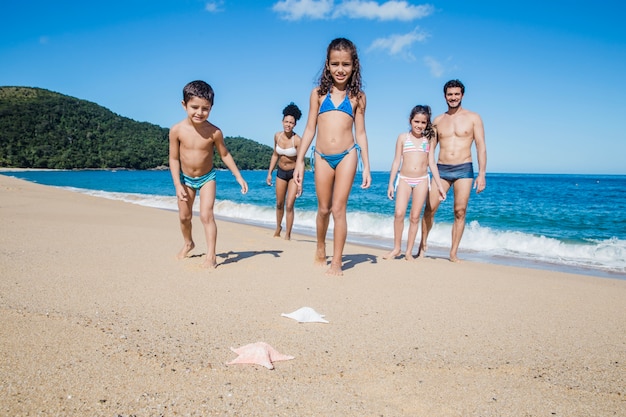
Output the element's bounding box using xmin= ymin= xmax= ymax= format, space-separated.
xmin=1 ymin=1 xmax=625 ymax=174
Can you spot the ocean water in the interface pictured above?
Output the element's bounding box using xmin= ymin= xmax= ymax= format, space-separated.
xmin=2 ymin=169 xmax=625 ymax=279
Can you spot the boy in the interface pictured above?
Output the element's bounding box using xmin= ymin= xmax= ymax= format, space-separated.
xmin=169 ymin=80 xmax=248 ymax=268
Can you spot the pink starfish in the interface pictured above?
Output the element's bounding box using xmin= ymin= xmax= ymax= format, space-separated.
xmin=227 ymin=342 xmax=295 ymax=370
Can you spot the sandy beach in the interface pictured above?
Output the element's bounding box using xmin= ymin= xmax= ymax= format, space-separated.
xmin=1 ymin=174 xmax=624 ymax=416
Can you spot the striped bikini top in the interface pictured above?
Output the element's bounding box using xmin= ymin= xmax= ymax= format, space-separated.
xmin=403 ymin=133 xmax=429 ymax=153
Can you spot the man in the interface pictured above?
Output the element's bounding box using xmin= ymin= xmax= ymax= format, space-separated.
xmin=420 ymin=79 xmax=486 ymax=262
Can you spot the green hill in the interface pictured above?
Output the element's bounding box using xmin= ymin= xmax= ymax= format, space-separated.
xmin=216 ymin=136 xmax=275 ymax=171
xmin=0 ymin=87 xmax=274 ymax=170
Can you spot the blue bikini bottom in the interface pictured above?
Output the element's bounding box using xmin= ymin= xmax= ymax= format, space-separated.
xmin=311 ymin=144 xmax=361 ymax=170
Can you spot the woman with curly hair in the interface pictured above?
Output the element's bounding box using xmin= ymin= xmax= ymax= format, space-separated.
xmin=294 ymin=37 xmax=372 ymax=276
xmin=266 ymin=102 xmax=302 ymax=240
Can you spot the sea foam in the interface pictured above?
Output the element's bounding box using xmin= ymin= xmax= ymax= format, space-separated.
xmin=76 ymin=188 xmax=626 ymax=276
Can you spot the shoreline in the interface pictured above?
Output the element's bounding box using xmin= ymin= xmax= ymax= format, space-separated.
xmin=218 ymin=216 xmax=626 ymax=281
xmin=2 ymin=174 xmax=626 ymax=415
xmin=1 ymin=168 xmax=624 ymax=279
xmin=2 ymin=166 xmax=625 ymax=176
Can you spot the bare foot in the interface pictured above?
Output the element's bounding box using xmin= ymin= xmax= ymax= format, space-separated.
xmin=201 ymin=256 xmax=218 ymax=269
xmin=325 ymin=262 xmax=343 ymax=276
xmin=382 ymin=249 xmax=401 ymax=260
xmin=176 ymin=242 xmax=195 ymax=260
xmin=405 ymin=253 xmax=416 ymax=261
xmin=273 ymin=227 xmax=282 ymax=238
xmin=449 ymin=253 xmax=461 ymax=263
xmin=417 ymin=244 xmax=427 ymax=258
xmin=314 ymin=245 xmax=327 ymax=267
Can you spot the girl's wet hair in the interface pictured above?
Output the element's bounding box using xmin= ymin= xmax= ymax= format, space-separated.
xmin=410 ymin=105 xmax=435 ymax=140
xmin=183 ymin=80 xmax=214 ymax=105
xmin=282 ymin=102 xmax=302 ymax=121
xmin=318 ymin=38 xmax=363 ymax=99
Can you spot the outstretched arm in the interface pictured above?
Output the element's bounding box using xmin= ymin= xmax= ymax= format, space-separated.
xmin=473 ymin=114 xmax=486 ymax=193
xmin=428 ymin=136 xmax=446 ymax=201
xmin=354 ymin=92 xmax=371 ymax=189
xmin=294 ymin=89 xmax=320 ymax=196
xmin=266 ymin=134 xmax=279 ymax=186
xmin=168 ymin=125 xmax=188 ymax=201
xmin=214 ymin=130 xmax=248 ymax=194
xmin=387 ymin=134 xmax=404 ymax=200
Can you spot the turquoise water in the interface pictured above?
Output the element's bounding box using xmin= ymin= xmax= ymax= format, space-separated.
xmin=3 ymin=169 xmax=625 ymax=278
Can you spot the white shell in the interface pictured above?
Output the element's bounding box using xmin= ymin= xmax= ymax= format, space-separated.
xmin=281 ymin=306 xmax=329 ymax=323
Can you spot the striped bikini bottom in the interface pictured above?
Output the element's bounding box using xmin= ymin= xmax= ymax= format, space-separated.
xmin=180 ymin=168 xmax=216 ymax=190
xmin=394 ymin=174 xmax=430 ymax=191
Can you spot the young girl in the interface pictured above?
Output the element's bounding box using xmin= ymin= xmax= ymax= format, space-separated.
xmin=294 ymin=38 xmax=371 ymax=276
xmin=266 ymin=102 xmax=302 ymax=240
xmin=383 ymin=105 xmax=445 ymax=261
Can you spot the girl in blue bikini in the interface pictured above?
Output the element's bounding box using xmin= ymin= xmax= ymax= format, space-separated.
xmin=266 ymin=102 xmax=302 ymax=240
xmin=383 ymin=105 xmax=446 ymax=261
xmin=294 ymin=38 xmax=372 ymax=276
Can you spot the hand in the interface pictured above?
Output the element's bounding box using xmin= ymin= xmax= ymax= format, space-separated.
xmin=473 ymin=175 xmax=486 ymax=194
xmin=294 ymin=162 xmax=304 ymax=197
xmin=438 ymin=188 xmax=446 ymax=201
xmin=239 ymin=178 xmax=249 ymax=194
xmin=266 ymin=174 xmax=273 ymax=186
xmin=360 ymin=170 xmax=372 ymax=189
xmin=294 ymin=164 xmax=303 ymax=186
xmin=387 ymin=185 xmax=394 ymax=200
xmin=176 ymin=185 xmax=188 ymax=202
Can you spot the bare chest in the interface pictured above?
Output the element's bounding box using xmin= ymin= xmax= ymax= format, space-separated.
xmin=437 ymin=115 xmax=474 ymax=140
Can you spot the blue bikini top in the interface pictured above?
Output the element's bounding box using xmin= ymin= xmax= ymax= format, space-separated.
xmin=319 ymin=92 xmax=354 ymax=118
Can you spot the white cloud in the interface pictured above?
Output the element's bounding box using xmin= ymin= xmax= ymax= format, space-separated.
xmin=424 ymin=56 xmax=457 ymax=78
xmin=424 ymin=56 xmax=444 ymax=77
xmin=272 ymin=0 xmax=334 ymax=20
xmin=367 ymin=27 xmax=428 ymax=60
xmin=272 ymin=0 xmax=433 ymax=21
xmin=333 ymin=0 xmax=433 ymax=21
xmin=205 ymin=1 xmax=224 ymax=13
